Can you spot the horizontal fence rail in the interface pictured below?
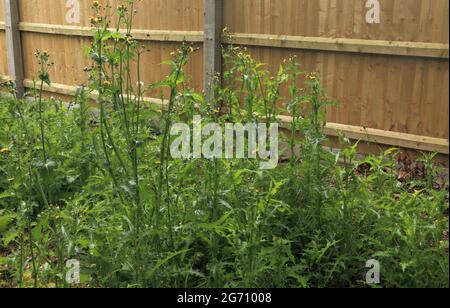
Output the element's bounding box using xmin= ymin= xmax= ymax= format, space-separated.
xmin=17 ymin=22 xmax=204 ymax=42
xmin=227 ymin=33 xmax=449 ymax=59
xmin=2 ymin=21 xmax=448 ymax=58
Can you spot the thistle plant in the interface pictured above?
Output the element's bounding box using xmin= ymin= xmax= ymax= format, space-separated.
xmin=154 ymin=43 xmax=196 ymax=243
xmin=0 ymin=78 xmax=18 ymax=99
xmin=88 ymin=0 xmax=151 ymax=284
xmin=284 ymin=56 xmax=305 ymax=164
xmin=34 ymin=50 xmax=53 ymax=164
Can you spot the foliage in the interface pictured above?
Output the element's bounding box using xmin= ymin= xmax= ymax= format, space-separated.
xmin=0 ymin=1 xmax=448 ymax=288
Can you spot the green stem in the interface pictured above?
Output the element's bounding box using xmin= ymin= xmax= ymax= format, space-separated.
xmin=38 ymin=79 xmax=47 ymax=163
xmin=28 ymin=218 xmax=38 ymax=288
xmin=156 ymin=59 xmax=184 ymax=229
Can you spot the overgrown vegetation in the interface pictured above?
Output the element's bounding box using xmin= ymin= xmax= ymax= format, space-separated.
xmin=0 ymin=1 xmax=448 ymax=288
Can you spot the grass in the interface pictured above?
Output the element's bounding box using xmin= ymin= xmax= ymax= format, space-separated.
xmin=0 ymin=1 xmax=448 ymax=288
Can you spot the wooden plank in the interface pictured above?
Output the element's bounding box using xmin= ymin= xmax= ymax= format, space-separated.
xmin=3 ymin=0 xmax=24 ymax=97
xmin=17 ymin=0 xmax=204 ymax=30
xmin=17 ymin=22 xmax=449 ymax=59
xmin=20 ymin=32 xmax=204 ymax=95
xmin=226 ymin=33 xmax=450 ymax=59
xmin=18 ymin=22 xmax=204 ymax=42
xmin=203 ymin=0 xmax=223 ymax=101
xmin=22 ymin=78 xmax=169 ymax=108
xmin=279 ymin=115 xmax=449 ymax=154
xmin=324 ymin=123 xmax=449 ymax=155
xmin=240 ymin=45 xmax=448 ymax=139
xmin=223 ymin=0 xmax=449 ymax=44
xmin=0 ymin=32 xmax=8 ymax=76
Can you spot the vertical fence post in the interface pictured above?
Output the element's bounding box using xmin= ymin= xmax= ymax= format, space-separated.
xmin=203 ymin=0 xmax=223 ymax=102
xmin=3 ymin=0 xmax=24 ymax=98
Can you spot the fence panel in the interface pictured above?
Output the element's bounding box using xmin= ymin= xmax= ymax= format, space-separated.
xmin=223 ymin=0 xmax=449 ymax=139
xmin=17 ymin=0 xmax=204 ymax=93
xmin=223 ymin=0 xmax=449 ymax=43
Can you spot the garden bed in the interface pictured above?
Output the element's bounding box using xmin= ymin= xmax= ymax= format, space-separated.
xmin=0 ymin=2 xmax=448 ymax=288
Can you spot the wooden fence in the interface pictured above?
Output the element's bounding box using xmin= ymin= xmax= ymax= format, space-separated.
xmin=0 ymin=0 xmax=449 ymax=155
